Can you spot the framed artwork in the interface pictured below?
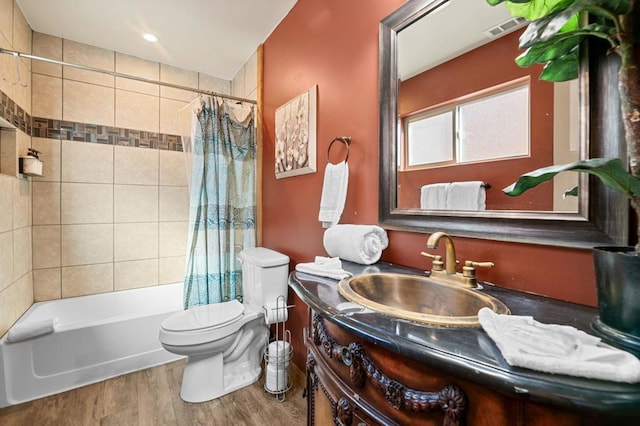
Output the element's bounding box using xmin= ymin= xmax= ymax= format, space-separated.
xmin=275 ymin=85 xmax=317 ymax=179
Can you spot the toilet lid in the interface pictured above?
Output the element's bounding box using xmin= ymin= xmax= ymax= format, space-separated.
xmin=162 ymin=300 xmax=245 ymax=332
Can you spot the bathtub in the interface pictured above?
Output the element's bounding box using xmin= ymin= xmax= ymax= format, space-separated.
xmin=0 ymin=283 xmax=184 ymax=408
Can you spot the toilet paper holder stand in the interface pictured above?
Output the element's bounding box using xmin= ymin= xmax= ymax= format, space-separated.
xmin=262 ymin=295 xmax=294 ymax=402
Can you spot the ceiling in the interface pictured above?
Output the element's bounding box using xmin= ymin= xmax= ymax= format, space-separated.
xmin=16 ymin=0 xmax=298 ymax=80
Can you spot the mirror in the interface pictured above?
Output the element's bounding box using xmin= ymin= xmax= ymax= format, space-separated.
xmin=379 ymin=0 xmax=628 ymax=248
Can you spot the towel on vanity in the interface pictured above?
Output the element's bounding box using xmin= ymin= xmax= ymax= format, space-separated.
xmin=420 ymin=183 xmax=449 ymax=210
xmin=295 ymin=256 xmax=352 ymax=280
xmin=318 ymin=161 xmax=349 ymax=228
xmin=478 ymin=308 xmax=640 ymax=383
xmin=7 ymin=318 xmax=59 ymax=343
xmin=446 ymin=181 xmax=486 ymax=211
xmin=323 ymin=224 xmax=388 ymax=265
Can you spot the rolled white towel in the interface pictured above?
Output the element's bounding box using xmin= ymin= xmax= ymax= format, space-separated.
xmin=323 ymin=224 xmax=388 ymax=265
xmin=7 ymin=318 xmax=59 ymax=343
xmin=478 ymin=308 xmax=640 ymax=383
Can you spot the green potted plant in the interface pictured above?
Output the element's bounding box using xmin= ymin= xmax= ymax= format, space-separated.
xmin=487 ymin=0 xmax=640 ymax=356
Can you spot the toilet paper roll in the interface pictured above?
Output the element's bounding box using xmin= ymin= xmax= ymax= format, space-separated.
xmin=264 ymin=302 xmax=288 ymax=324
xmin=267 ymin=340 xmax=291 ymax=367
xmin=266 ymin=362 xmax=288 ymax=392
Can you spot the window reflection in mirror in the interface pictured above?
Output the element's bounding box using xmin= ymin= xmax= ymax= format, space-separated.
xmin=395 ymin=2 xmax=579 ymax=213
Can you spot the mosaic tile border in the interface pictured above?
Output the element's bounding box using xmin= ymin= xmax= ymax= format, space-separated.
xmin=32 ymin=118 xmax=183 ymax=151
xmin=0 ymin=89 xmax=182 ymax=152
xmin=0 ymin=91 xmax=32 ymax=134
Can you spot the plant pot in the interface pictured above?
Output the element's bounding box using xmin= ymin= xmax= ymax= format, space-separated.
xmin=592 ymin=246 xmax=640 ymax=357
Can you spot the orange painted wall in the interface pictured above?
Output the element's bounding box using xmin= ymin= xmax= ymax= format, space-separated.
xmin=262 ymin=0 xmax=595 ymax=370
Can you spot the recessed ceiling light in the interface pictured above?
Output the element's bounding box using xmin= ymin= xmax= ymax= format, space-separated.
xmin=143 ymin=33 xmax=158 ymax=42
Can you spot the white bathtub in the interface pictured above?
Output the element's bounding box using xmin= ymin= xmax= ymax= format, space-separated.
xmin=0 ymin=283 xmax=184 ymax=408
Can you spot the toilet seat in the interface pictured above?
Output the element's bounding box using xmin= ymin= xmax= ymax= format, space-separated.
xmin=159 ymin=301 xmax=261 ymax=347
xmin=162 ymin=300 xmax=245 ymax=332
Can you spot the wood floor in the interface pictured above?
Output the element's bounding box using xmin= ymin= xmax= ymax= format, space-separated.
xmin=0 ymin=360 xmax=307 ymax=425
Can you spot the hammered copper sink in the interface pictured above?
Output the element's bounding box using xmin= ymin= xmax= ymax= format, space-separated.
xmin=338 ymin=273 xmax=510 ymax=327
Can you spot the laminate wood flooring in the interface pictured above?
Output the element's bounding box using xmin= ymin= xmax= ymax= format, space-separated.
xmin=0 ymin=360 xmax=307 ymax=426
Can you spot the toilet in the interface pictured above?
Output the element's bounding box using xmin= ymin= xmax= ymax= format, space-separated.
xmin=159 ymin=247 xmax=290 ymax=403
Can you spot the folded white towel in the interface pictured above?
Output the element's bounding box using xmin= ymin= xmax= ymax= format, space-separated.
xmin=318 ymin=161 xmax=349 ymax=228
xmin=446 ymin=181 xmax=486 ymax=211
xmin=420 ymin=183 xmax=449 ymax=210
xmin=478 ymin=308 xmax=640 ymax=383
xmin=7 ymin=318 xmax=59 ymax=343
xmin=323 ymin=224 xmax=388 ymax=265
xmin=295 ymin=256 xmax=352 ymax=280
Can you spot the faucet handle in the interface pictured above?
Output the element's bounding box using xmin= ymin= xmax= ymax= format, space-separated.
xmin=462 ymin=260 xmax=494 ymax=278
xmin=420 ymin=252 xmax=444 ymax=271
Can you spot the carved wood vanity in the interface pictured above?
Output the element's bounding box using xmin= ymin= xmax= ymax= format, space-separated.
xmin=292 ymin=262 xmax=640 ymax=425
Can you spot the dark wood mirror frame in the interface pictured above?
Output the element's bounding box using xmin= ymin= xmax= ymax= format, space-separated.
xmin=378 ymin=0 xmax=628 ymax=249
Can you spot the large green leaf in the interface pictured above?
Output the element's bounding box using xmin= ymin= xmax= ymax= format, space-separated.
xmin=539 ymin=50 xmax=580 ymax=81
xmin=506 ymin=0 xmax=576 ymax=20
xmin=503 ymin=158 xmax=640 ymax=198
xmin=515 ymin=32 xmax=584 ymax=66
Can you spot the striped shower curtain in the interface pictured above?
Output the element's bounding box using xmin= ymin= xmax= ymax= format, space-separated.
xmin=183 ymin=97 xmax=256 ymax=309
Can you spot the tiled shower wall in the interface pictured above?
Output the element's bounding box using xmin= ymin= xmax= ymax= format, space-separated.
xmin=0 ymin=0 xmax=258 ymax=335
xmin=0 ymin=0 xmax=34 ymax=337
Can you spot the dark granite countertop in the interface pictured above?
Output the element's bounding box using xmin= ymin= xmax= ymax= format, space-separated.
xmin=289 ymin=260 xmax=640 ymax=417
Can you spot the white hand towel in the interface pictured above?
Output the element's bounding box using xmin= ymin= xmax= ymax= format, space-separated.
xmin=323 ymin=224 xmax=389 ymax=265
xmin=420 ymin=183 xmax=449 ymax=210
xmin=318 ymin=161 xmax=349 ymax=228
xmin=295 ymin=256 xmax=352 ymax=280
xmin=7 ymin=318 xmax=59 ymax=343
xmin=446 ymin=181 xmax=486 ymax=211
xmin=478 ymin=308 xmax=640 ymax=383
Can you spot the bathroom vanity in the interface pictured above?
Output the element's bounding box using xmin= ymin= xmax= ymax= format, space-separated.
xmin=290 ymin=261 xmax=640 ymax=425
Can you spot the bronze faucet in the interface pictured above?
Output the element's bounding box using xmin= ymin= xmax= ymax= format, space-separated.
xmin=421 ymin=232 xmax=493 ymax=288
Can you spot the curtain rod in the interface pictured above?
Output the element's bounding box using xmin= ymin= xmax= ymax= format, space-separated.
xmin=0 ymin=47 xmax=257 ymax=105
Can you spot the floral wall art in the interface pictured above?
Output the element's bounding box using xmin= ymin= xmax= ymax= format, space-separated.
xmin=275 ymin=85 xmax=317 ymax=178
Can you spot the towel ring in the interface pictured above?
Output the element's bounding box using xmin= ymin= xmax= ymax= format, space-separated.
xmin=327 ymin=136 xmax=351 ymax=164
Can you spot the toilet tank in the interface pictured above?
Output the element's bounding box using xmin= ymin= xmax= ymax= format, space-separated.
xmin=238 ymin=247 xmax=290 ymax=309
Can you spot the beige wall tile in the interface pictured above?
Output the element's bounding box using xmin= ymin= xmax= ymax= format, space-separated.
xmin=159 ymin=186 xmax=189 ymax=222
xmin=13 ymin=225 xmax=31 ymax=280
xmin=61 ymin=140 xmax=113 ymax=183
xmin=33 ymin=267 xmax=61 ymax=301
xmin=114 ymin=146 xmax=158 ymax=185
xmin=199 ymin=73 xmax=231 ymax=95
xmin=61 ymin=183 xmax=113 ymax=224
xmin=159 ymin=150 xmax=187 ymax=186
xmin=115 ymin=53 xmax=159 ymax=95
xmin=12 ymin=176 xmax=30 ymax=229
xmin=63 ymin=79 xmax=114 ymax=126
xmin=32 ymin=32 xmax=62 ymax=77
xmin=232 ymin=67 xmax=245 ymax=99
xmin=32 ymin=225 xmax=60 ymax=269
xmin=114 ymin=222 xmax=158 ymax=262
xmin=32 ymin=74 xmax=62 ymax=120
xmin=160 ymin=97 xmax=187 ymax=136
xmin=32 ymin=138 xmax=61 ymax=182
xmin=32 ymin=181 xmax=60 ymax=225
xmin=0 ymin=0 xmax=12 ymax=45
xmin=0 ymin=129 xmax=16 ymax=177
xmin=61 ymin=223 xmax=113 ymax=266
xmin=63 ymin=39 xmax=114 ymax=87
xmin=114 ymin=184 xmax=158 ymax=223
xmin=12 ymin=57 xmax=31 ymax=113
xmin=160 ymin=64 xmax=198 ymax=102
xmin=159 ymin=255 xmax=186 ymax=285
xmin=0 ymin=35 xmax=14 ymax=101
xmin=0 ymin=285 xmax=13 ymax=337
xmin=62 ymin=263 xmax=113 ymax=297
xmin=159 ymin=221 xmax=188 ymax=258
xmin=16 ymin=128 xmax=30 ymax=158
xmin=0 ymin=174 xmax=12 ymax=232
xmin=12 ymin=2 xmax=31 ymax=54
xmin=0 ymin=230 xmax=13 ymax=291
xmin=115 ymin=90 xmax=159 ymax=133
xmin=115 ymin=259 xmax=158 ymax=291
xmin=13 ymin=271 xmax=33 ymax=319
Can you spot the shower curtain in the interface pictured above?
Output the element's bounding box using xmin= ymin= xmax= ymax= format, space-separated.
xmin=183 ymin=96 xmax=256 ymax=309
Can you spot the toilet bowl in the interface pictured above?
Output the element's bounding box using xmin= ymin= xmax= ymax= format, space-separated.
xmin=159 ymin=300 xmax=268 ymax=402
xmin=159 ymin=247 xmax=290 ymax=403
